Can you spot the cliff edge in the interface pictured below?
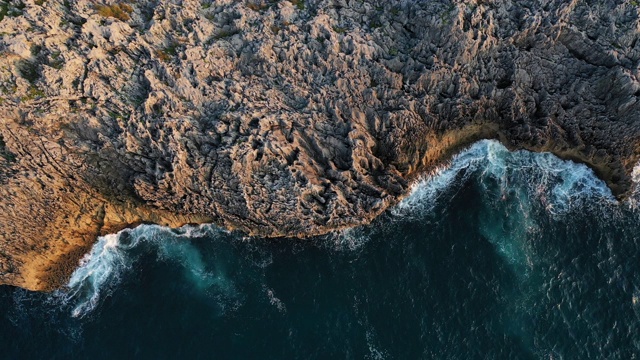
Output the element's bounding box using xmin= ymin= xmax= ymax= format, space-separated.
xmin=1 ymin=0 xmax=640 ymax=290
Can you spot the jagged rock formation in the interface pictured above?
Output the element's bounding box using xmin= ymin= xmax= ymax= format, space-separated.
xmin=1 ymin=0 xmax=639 ymax=290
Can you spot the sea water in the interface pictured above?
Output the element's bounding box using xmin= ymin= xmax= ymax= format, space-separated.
xmin=1 ymin=140 xmax=639 ymax=359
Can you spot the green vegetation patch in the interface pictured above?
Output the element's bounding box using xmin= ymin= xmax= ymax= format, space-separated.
xmin=96 ymin=3 xmax=133 ymax=21
xmin=0 ymin=135 xmax=16 ymax=163
xmin=288 ymin=0 xmax=304 ymax=10
xmin=245 ymin=0 xmax=283 ymax=11
xmin=332 ymin=26 xmax=346 ymax=34
xmin=155 ymin=43 xmax=178 ymax=62
xmin=50 ymin=51 xmax=64 ymax=69
xmin=247 ymin=2 xmax=268 ymax=11
xmin=20 ymin=85 xmax=45 ymax=101
xmin=0 ymin=0 xmax=26 ymax=22
xmin=15 ymin=59 xmax=39 ymax=83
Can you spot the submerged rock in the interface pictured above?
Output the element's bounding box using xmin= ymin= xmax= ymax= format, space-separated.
xmin=0 ymin=0 xmax=639 ymax=290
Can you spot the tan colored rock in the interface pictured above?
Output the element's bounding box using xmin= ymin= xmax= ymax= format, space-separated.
xmin=1 ymin=0 xmax=640 ymax=290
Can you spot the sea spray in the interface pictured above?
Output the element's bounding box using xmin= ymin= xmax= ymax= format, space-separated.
xmin=63 ymin=233 xmax=138 ymax=317
xmin=57 ymin=140 xmax=626 ymax=319
xmin=60 ymin=224 xmax=235 ymax=318
xmin=3 ymin=140 xmax=640 ymax=358
xmin=387 ymin=140 xmax=620 ymax=278
xmin=390 ymin=141 xmax=487 ymax=219
xmin=394 ymin=140 xmax=615 ymax=219
xmin=326 ymin=226 xmax=372 ymax=251
xmin=627 ymin=160 xmax=640 ymax=209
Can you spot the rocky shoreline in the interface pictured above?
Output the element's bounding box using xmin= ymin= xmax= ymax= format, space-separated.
xmin=1 ymin=0 xmax=639 ymax=291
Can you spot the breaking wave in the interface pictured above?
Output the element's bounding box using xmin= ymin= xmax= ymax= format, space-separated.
xmin=393 ymin=139 xmax=616 ymax=219
xmin=57 ymin=140 xmax=632 ymax=318
xmin=390 ymin=140 xmax=630 ymax=279
xmin=56 ymin=225 xmax=236 ymax=318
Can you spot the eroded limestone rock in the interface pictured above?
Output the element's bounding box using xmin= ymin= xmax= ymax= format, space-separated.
xmin=1 ymin=0 xmax=639 ymax=290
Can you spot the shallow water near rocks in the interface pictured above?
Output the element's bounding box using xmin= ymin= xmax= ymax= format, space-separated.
xmin=1 ymin=140 xmax=640 ymax=359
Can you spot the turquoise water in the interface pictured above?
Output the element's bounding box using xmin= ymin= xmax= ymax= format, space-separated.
xmin=1 ymin=140 xmax=640 ymax=359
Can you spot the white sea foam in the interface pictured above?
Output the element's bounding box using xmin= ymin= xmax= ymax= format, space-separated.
xmin=327 ymin=226 xmax=371 ymax=251
xmin=391 ymin=140 xmax=488 ymax=218
xmin=58 ymin=224 xmax=232 ymax=318
xmin=627 ymin=160 xmax=640 ymax=209
xmin=62 ymin=232 xmax=140 ymax=317
xmin=264 ymin=286 xmax=286 ymax=313
xmin=390 ymin=140 xmax=618 ymax=276
xmin=394 ymin=140 xmax=615 ymax=219
xmin=58 ymin=140 xmax=622 ymax=317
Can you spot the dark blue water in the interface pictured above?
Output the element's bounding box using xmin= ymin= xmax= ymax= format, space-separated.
xmin=2 ymin=140 xmax=640 ymax=359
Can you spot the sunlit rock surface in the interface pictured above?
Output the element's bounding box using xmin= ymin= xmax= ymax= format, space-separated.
xmin=0 ymin=0 xmax=639 ymax=290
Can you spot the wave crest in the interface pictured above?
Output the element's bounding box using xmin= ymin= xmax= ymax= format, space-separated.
xmin=57 ymin=224 xmax=233 ymax=318
xmin=57 ymin=140 xmax=625 ymax=318
xmin=394 ymin=140 xmax=615 ymax=219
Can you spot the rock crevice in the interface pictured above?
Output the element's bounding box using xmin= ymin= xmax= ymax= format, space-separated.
xmin=1 ymin=0 xmax=639 ymax=290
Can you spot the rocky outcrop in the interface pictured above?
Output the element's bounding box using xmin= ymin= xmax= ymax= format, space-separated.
xmin=1 ymin=0 xmax=639 ymax=290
